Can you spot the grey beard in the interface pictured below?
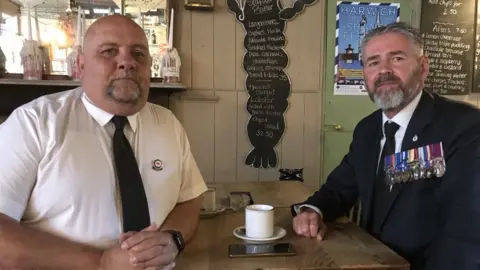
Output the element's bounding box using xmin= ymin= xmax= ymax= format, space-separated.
xmin=373 ymin=89 xmax=405 ymax=110
xmin=106 ymin=86 xmax=141 ymax=104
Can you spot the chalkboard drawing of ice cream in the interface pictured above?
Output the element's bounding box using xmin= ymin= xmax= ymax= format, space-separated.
xmin=228 ymin=0 xmax=316 ymax=169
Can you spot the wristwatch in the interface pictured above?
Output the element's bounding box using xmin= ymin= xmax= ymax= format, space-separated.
xmin=165 ymin=230 xmax=185 ymax=254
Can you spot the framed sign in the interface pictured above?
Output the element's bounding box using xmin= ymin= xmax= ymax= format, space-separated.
xmin=185 ymin=0 xmax=214 ymax=11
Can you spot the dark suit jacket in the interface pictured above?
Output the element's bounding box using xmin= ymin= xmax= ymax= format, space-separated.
xmin=294 ymin=91 xmax=480 ymax=270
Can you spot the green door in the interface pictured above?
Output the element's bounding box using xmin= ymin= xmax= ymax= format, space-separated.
xmin=322 ymin=0 xmax=414 ymax=183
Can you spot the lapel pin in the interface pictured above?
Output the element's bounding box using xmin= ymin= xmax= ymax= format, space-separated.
xmin=412 ymin=135 xmax=418 ymax=142
xmin=152 ymin=159 xmax=164 ymax=171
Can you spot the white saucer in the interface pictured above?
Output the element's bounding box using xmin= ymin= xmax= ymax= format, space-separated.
xmin=200 ymin=204 xmax=226 ymax=217
xmin=233 ymin=226 xmax=286 ymax=243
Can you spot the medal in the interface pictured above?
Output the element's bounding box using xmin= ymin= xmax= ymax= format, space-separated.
xmin=385 ymin=171 xmax=394 ymax=185
xmin=434 ymin=164 xmax=442 ymax=178
xmin=430 ymin=143 xmax=446 ymax=178
xmin=425 ymin=145 xmax=433 ymax=178
xmin=426 ymin=167 xmax=433 ymax=178
xmin=394 ymin=152 xmax=403 ymax=184
xmin=433 ymin=159 xmax=446 ymax=178
xmin=412 ymin=165 xmax=420 ymax=181
xmin=409 ymin=148 xmax=419 ymax=181
xmin=392 ymin=171 xmax=401 ymax=184
xmin=402 ymin=170 xmax=411 ymax=182
xmin=401 ymin=150 xmax=411 ymax=182
xmin=417 ymin=146 xmax=425 ymax=179
xmin=384 ymin=154 xmax=394 ymax=185
xmin=419 ymin=165 xmax=426 ymax=179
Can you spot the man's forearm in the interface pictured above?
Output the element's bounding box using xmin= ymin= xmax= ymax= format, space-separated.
xmin=0 ymin=213 xmax=102 ymax=269
xmin=160 ymin=197 xmax=201 ymax=243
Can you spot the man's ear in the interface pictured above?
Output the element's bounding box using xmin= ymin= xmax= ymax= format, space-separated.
xmin=77 ymin=52 xmax=85 ymax=79
xmin=420 ymin=55 xmax=429 ymax=81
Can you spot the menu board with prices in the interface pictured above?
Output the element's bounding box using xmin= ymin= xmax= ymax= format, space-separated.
xmin=420 ymin=0 xmax=477 ymax=95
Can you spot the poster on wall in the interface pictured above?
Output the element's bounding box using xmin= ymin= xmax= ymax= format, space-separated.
xmin=334 ymin=1 xmax=400 ymax=96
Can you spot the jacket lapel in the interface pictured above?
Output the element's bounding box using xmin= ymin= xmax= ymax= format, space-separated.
xmin=377 ymin=91 xmax=435 ymax=230
xmin=361 ymin=111 xmax=383 ymax=228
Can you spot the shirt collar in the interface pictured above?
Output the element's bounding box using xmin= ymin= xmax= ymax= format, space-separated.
xmin=382 ymin=90 xmax=423 ymax=130
xmin=81 ymin=92 xmax=138 ymax=133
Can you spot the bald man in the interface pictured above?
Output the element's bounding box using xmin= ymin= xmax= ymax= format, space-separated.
xmin=0 ymin=15 xmax=207 ymax=270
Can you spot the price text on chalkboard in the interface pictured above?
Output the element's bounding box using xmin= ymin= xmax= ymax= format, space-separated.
xmin=420 ymin=0 xmax=476 ymax=95
xmin=228 ymin=0 xmax=316 ymax=169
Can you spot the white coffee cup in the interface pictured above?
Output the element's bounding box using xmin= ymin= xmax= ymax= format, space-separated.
xmin=245 ymin=204 xmax=274 ymax=239
xmin=201 ymin=187 xmax=216 ymax=212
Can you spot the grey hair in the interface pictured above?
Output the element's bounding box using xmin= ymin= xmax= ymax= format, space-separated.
xmin=360 ymin=22 xmax=424 ymax=57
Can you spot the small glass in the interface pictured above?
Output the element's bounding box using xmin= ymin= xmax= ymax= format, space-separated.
xmin=229 ymin=191 xmax=253 ymax=211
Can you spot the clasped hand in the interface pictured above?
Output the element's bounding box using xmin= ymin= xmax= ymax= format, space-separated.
xmin=100 ymin=223 xmax=178 ymax=270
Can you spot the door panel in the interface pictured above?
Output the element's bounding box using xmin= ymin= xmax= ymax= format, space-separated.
xmin=323 ymin=131 xmax=352 ymax=181
xmin=322 ymin=0 xmax=413 ymax=183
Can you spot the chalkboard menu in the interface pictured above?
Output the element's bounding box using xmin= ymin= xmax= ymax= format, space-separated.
xmin=420 ymin=0 xmax=477 ymax=95
xmin=227 ymin=0 xmax=315 ymax=168
xmin=474 ymin=6 xmax=480 ymax=93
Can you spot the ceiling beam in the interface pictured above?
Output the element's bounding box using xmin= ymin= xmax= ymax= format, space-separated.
xmin=0 ymin=0 xmax=21 ymax=16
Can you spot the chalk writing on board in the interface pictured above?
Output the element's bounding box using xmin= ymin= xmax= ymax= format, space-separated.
xmin=427 ymin=0 xmax=462 ymax=15
xmin=424 ymin=22 xmax=471 ymax=92
xmin=228 ymin=0 xmax=316 ymax=168
xmin=420 ymin=0 xmax=476 ymax=95
xmin=474 ymin=12 xmax=480 ymax=93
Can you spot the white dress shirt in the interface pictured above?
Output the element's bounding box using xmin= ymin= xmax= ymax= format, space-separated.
xmin=296 ymin=91 xmax=423 ymax=217
xmin=0 ymin=87 xmax=208 ymax=249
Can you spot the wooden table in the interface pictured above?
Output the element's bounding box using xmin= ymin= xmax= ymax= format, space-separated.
xmin=176 ymin=207 xmax=409 ymax=269
xmin=208 ymin=181 xmax=313 ymax=208
xmin=186 ymin=181 xmax=409 ymax=269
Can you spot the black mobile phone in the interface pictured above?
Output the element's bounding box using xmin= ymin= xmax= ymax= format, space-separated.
xmin=228 ymin=242 xmax=296 ymax=258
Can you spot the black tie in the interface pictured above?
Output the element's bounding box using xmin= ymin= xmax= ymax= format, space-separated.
xmin=372 ymin=121 xmax=400 ymax=234
xmin=112 ymin=115 xmax=150 ymax=232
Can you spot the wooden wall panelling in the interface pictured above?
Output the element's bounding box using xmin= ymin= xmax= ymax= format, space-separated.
xmin=181 ymin=91 xmax=216 ymax=183
xmin=305 ymin=0 xmax=325 ymax=191
xmin=169 ymin=93 xmax=185 ymax=123
xmin=214 ymin=91 xmax=238 ymax=182
xmin=235 ymin=23 xmax=247 ymax=90
xmin=174 ymin=1 xmax=192 ymax=88
xmin=303 ymin=93 xmax=321 ymax=191
xmin=283 ymin=1 xmax=323 ymax=92
xmin=191 ymin=12 xmax=214 ymax=89
xmin=280 ymin=93 xmax=305 ymax=171
xmin=213 ymin=0 xmax=236 ymax=90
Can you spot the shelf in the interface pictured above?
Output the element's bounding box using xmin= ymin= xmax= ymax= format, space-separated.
xmin=0 ymin=78 xmax=186 ymax=91
xmin=0 ymin=78 xmax=186 ymax=113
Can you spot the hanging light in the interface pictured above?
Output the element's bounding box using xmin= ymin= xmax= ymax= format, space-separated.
xmin=66 ymin=0 xmax=72 ymax=13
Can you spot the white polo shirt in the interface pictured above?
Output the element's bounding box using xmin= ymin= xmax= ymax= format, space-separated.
xmin=0 ymin=87 xmax=207 ymax=249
